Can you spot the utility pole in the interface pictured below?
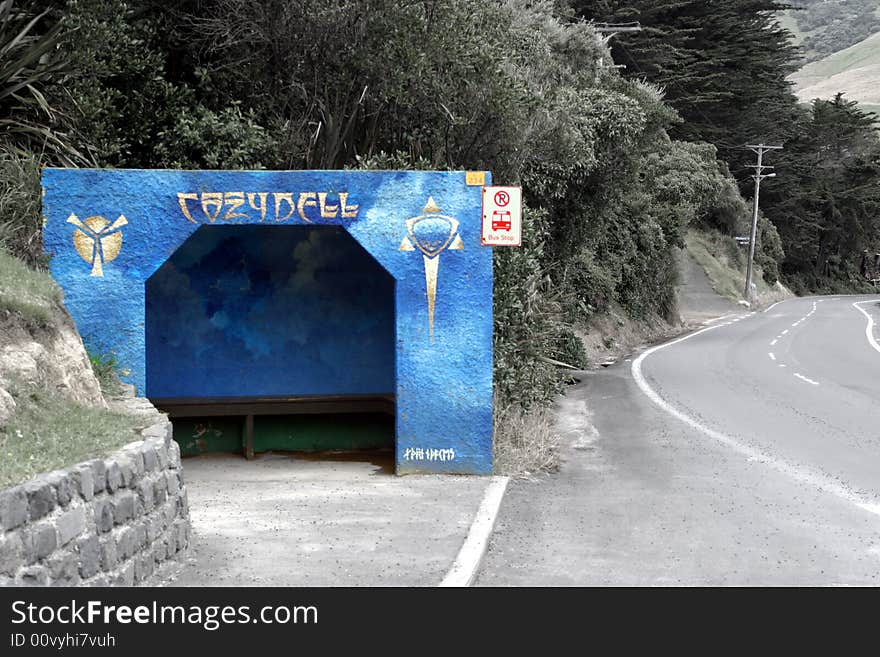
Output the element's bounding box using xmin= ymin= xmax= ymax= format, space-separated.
xmin=593 ymin=22 xmax=641 ymax=78
xmin=743 ymin=143 xmax=782 ymax=301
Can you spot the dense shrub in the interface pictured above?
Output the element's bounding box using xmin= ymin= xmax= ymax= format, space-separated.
xmin=756 ymin=216 xmax=785 ymax=285
xmin=0 ymin=151 xmax=44 ymax=268
xmin=52 ymin=0 xmax=274 ymax=169
xmin=492 ymin=206 xmax=565 ymax=409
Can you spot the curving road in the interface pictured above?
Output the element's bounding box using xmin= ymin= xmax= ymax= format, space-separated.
xmin=477 ymin=295 xmax=880 ymax=585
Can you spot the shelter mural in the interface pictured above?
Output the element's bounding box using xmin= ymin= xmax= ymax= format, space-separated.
xmin=42 ymin=169 xmax=494 ymax=475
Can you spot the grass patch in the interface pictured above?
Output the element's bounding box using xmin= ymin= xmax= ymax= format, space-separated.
xmin=797 ymin=32 xmax=880 ymax=80
xmin=777 ymin=10 xmax=806 ymax=46
xmin=87 ymin=350 xmax=123 ymax=397
xmin=791 ymin=32 xmax=880 ymax=108
xmin=493 ymin=403 xmax=560 ymax=476
xmin=685 ymin=228 xmax=776 ymax=302
xmin=0 ymin=250 xmax=60 ymax=327
xmin=0 ymin=380 xmax=141 ymax=489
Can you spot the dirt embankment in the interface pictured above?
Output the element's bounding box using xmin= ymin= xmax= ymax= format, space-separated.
xmin=572 ymin=236 xmax=794 ymax=370
xmin=0 ymin=298 xmax=104 ymax=425
xmin=573 ymin=306 xmax=684 ymax=370
xmin=0 ymin=250 xmax=108 ymax=428
xmin=683 ymin=230 xmax=793 ymax=314
xmin=0 ymin=253 xmax=149 ymax=489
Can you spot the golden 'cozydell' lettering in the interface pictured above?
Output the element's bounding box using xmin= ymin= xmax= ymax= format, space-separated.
xmin=176 ymin=191 xmax=359 ymax=224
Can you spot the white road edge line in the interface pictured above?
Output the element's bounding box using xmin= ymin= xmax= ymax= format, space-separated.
xmin=439 ymin=476 xmax=510 ymax=587
xmin=793 ymin=373 xmax=819 ymax=386
xmin=764 ymin=298 xmax=800 ymax=313
xmin=631 ymin=323 xmax=880 ymax=518
xmin=703 ymin=313 xmax=735 ymax=325
xmin=853 ymin=301 xmax=880 ymax=355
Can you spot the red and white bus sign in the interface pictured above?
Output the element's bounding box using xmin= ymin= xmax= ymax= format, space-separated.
xmin=481 ymin=186 xmax=522 ymax=246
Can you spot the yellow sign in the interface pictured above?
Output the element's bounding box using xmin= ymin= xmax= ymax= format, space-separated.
xmin=465 ymin=171 xmax=486 ymax=186
xmin=67 ymin=214 xmax=128 ymax=277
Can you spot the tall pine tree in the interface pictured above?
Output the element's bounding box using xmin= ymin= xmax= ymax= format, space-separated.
xmin=761 ymin=95 xmax=880 ymax=290
xmin=573 ymin=0 xmax=802 ymax=184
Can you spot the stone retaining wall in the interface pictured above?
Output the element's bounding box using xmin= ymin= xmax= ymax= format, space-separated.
xmin=0 ymin=401 xmax=189 ymax=586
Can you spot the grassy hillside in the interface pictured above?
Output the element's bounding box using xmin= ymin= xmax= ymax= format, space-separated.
xmin=780 ymin=0 xmax=880 ymax=62
xmin=0 ymin=248 xmax=59 ymax=326
xmin=685 ymin=229 xmax=791 ymax=307
xmin=0 ymin=251 xmax=141 ymax=488
xmin=789 ymin=31 xmax=880 ymax=114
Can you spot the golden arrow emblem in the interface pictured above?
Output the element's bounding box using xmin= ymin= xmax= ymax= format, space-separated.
xmin=398 ymin=197 xmax=463 ymax=341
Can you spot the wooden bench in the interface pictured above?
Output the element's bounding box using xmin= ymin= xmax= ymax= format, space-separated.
xmin=150 ymin=394 xmax=395 ymax=459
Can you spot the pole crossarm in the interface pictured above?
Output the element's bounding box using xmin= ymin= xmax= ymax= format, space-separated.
xmin=593 ymin=21 xmax=642 ymax=43
xmin=594 ymin=22 xmax=642 ymax=34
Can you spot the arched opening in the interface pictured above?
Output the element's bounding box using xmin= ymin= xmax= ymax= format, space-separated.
xmin=145 ymin=225 xmax=395 ymax=459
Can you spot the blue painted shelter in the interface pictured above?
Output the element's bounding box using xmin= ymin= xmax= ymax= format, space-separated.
xmin=41 ymin=169 xmax=494 ymax=475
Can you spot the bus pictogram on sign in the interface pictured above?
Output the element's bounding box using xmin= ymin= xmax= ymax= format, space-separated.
xmin=491 ymin=210 xmax=511 ymax=231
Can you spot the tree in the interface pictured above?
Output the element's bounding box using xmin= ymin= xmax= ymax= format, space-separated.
xmin=0 ymin=0 xmax=81 ymax=163
xmin=761 ymin=94 xmax=880 ymax=290
xmin=571 ymin=0 xmax=803 ymax=185
xmin=49 ymin=0 xmax=274 ymax=168
xmin=0 ymin=0 xmax=785 ymax=407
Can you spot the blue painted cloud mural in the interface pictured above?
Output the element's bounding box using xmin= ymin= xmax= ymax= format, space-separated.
xmin=146 ymin=226 xmax=395 ymax=399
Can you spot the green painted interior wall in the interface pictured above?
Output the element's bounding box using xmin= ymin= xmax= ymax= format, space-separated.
xmin=173 ymin=414 xmax=394 ymax=456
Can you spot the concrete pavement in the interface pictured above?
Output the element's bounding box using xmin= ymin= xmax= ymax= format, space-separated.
xmin=168 ymin=451 xmax=496 ymax=586
xmin=477 ymin=295 xmax=880 ymax=585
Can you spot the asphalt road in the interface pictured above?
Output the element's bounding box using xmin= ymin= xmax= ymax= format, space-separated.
xmin=477 ymin=295 xmax=880 ymax=585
